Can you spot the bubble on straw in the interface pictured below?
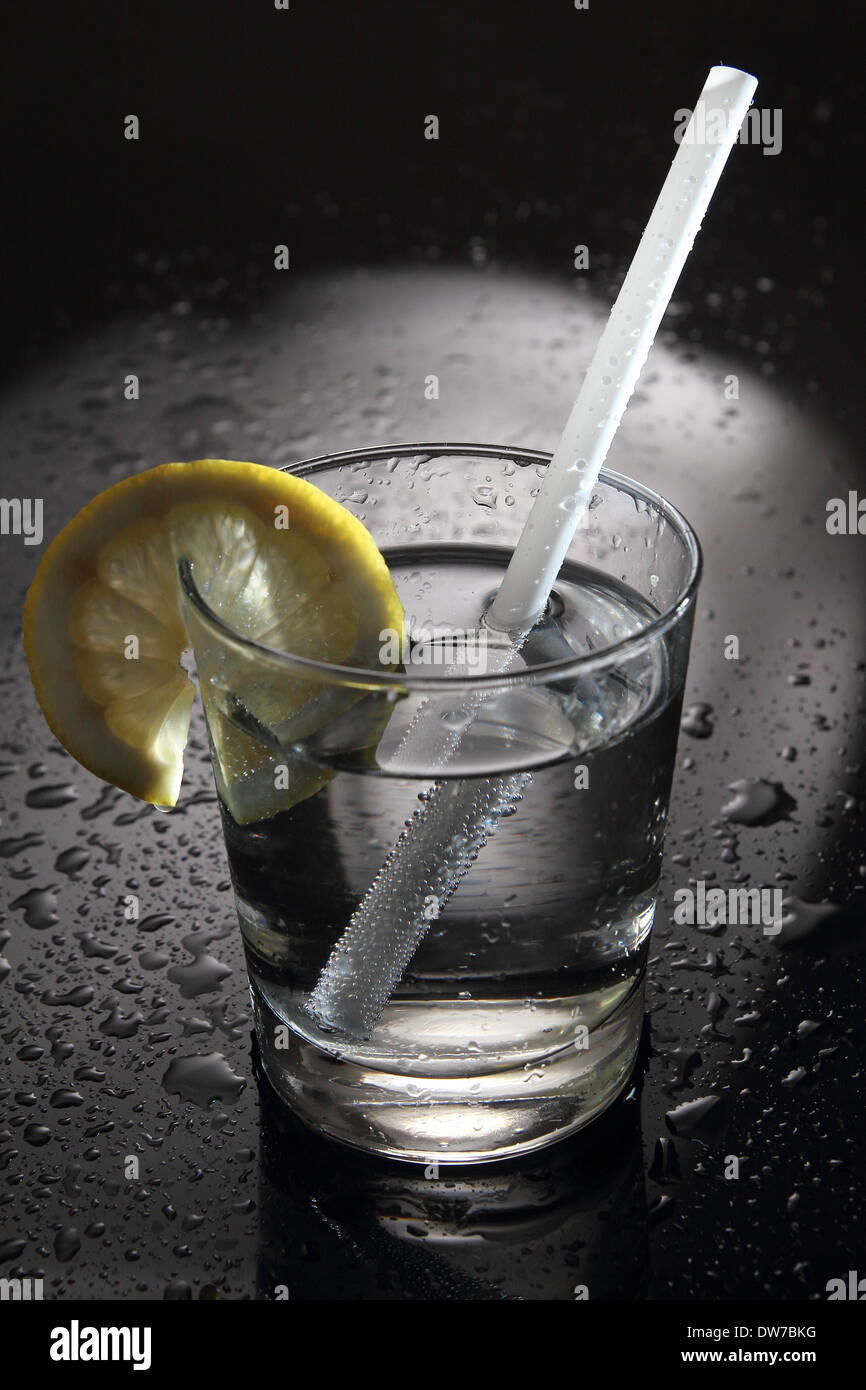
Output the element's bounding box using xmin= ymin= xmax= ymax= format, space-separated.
xmin=306 ymin=771 xmax=531 ymax=1039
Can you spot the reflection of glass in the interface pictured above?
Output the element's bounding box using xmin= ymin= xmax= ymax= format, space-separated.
xmin=183 ymin=445 xmax=700 ymax=1162
xmin=254 ymin=1033 xmax=649 ymax=1300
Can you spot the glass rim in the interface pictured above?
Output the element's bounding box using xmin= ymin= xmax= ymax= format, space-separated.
xmin=178 ymin=442 xmax=703 ymax=692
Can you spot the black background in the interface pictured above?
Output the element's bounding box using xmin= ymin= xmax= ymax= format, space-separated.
xmin=2 ymin=0 xmax=866 ymax=1318
xmin=3 ymin=0 xmax=863 ymax=419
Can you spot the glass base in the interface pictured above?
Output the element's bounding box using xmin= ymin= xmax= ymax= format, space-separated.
xmin=252 ymin=976 xmax=645 ymax=1164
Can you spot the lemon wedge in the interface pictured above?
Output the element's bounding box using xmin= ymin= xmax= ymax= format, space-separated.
xmin=23 ymin=459 xmax=403 ymax=823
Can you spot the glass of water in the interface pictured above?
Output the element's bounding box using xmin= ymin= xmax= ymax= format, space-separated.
xmin=180 ymin=444 xmax=701 ymax=1163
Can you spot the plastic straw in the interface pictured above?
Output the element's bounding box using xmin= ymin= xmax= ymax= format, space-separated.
xmin=488 ymin=64 xmax=758 ymax=631
xmin=306 ymin=65 xmax=758 ymax=1040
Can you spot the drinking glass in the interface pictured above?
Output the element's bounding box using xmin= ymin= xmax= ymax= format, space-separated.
xmin=180 ymin=444 xmax=701 ymax=1163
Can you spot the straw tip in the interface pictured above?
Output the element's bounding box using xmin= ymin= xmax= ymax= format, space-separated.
xmin=706 ymin=64 xmax=758 ymax=92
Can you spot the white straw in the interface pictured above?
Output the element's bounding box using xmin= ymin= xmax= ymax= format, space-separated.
xmin=306 ymin=66 xmax=758 ymax=1041
xmin=488 ymin=65 xmax=758 ymax=632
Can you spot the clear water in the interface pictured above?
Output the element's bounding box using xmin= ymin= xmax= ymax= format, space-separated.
xmin=212 ymin=546 xmax=684 ymax=1159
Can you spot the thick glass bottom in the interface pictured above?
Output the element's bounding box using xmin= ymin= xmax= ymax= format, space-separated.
xmin=252 ymin=974 xmax=645 ymax=1164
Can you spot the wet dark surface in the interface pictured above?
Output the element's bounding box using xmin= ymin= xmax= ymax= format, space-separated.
xmin=1 ymin=1 xmax=865 ymax=1301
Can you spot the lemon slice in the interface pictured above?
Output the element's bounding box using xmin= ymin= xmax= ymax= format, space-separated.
xmin=23 ymin=459 xmax=404 ymax=823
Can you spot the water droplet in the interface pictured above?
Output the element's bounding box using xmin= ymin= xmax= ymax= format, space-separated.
xmin=23 ymin=1124 xmax=52 ymax=1146
xmin=471 ymin=486 xmax=498 ymax=509
xmin=55 ymin=846 xmax=91 ymax=879
xmin=648 ymin=1194 xmax=676 ymax=1226
xmin=74 ymin=932 xmax=117 ymax=959
xmin=681 ymin=703 xmax=714 ymax=739
xmin=80 ymin=785 xmax=124 ymax=820
xmin=138 ymin=913 xmax=178 ymax=934
xmin=139 ymin=949 xmax=170 ymax=971
xmin=99 ymin=1004 xmax=144 ymax=1038
xmin=797 ymin=1020 xmax=821 ymax=1039
xmin=781 ymin=1067 xmax=808 ymax=1087
xmin=41 ymin=985 xmax=95 ymax=1007
xmin=25 ymin=784 xmax=79 ymax=809
xmin=10 ymin=886 xmax=59 ymax=929
xmin=166 ymin=933 xmax=232 ymax=998
xmin=721 ymin=778 xmax=795 ymax=826
xmin=50 ymin=1089 xmax=84 ymax=1109
xmin=0 ymin=832 xmax=46 ymax=858
xmin=162 ymin=1053 xmax=246 ymax=1107
xmin=54 ymin=1227 xmax=82 ymax=1262
xmin=164 ymin=1280 xmax=193 ymax=1300
xmin=648 ymin=1135 xmax=682 ymax=1184
xmin=665 ymin=1095 xmax=724 ymax=1136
